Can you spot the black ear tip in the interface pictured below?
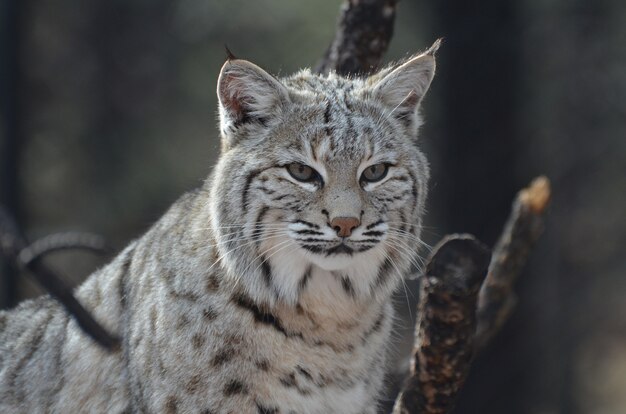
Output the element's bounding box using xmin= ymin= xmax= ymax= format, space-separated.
xmin=224 ymin=44 xmax=237 ymax=61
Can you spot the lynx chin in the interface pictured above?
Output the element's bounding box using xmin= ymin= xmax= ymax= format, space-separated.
xmin=0 ymin=41 xmax=438 ymax=413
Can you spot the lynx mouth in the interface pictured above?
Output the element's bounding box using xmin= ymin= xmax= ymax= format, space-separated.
xmin=325 ymin=243 xmax=354 ymax=256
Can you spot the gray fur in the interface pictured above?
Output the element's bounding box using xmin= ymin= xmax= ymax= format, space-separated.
xmin=0 ymin=48 xmax=436 ymax=413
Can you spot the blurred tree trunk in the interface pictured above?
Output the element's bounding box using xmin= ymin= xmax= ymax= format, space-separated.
xmin=0 ymin=0 xmax=23 ymax=310
xmin=426 ymin=1 xmax=534 ymax=413
xmin=428 ymin=1 xmax=522 ymax=244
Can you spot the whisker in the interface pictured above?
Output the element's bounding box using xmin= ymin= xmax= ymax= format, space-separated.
xmin=196 ymin=223 xmax=287 ymax=231
xmin=210 ymin=230 xmax=289 ymax=252
xmin=384 ymin=240 xmax=422 ymax=275
xmin=228 ymin=238 xmax=295 ymax=287
xmin=206 ymin=226 xmax=287 ymax=241
xmin=245 ymin=239 xmax=298 ymax=281
xmin=384 ymin=221 xmax=440 ymax=235
xmin=385 ymin=241 xmax=427 ymax=284
xmin=386 ymin=229 xmax=433 ymax=250
xmin=390 ymin=231 xmax=428 ymax=249
xmin=383 ymin=238 xmax=426 ymax=274
xmin=206 ymin=230 xmax=289 ymax=274
xmin=382 ymin=251 xmax=413 ymax=320
xmin=385 ymin=235 xmax=431 ymax=259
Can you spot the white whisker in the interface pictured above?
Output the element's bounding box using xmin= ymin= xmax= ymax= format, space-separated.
xmin=381 ymin=251 xmax=413 ymax=320
xmin=206 ymin=230 xmax=289 ymax=274
xmin=384 ymin=238 xmax=426 ymax=274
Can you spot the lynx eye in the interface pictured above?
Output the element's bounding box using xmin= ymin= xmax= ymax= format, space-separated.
xmin=287 ymin=163 xmax=319 ymax=183
xmin=361 ymin=164 xmax=389 ymax=183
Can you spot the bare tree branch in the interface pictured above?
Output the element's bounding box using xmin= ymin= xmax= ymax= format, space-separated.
xmin=0 ymin=205 xmax=120 ymax=351
xmin=393 ymin=235 xmax=491 ymax=414
xmin=19 ymin=232 xmax=109 ymax=265
xmin=316 ymin=0 xmax=398 ymax=76
xmin=392 ymin=177 xmax=551 ymax=413
xmin=475 ymin=176 xmax=551 ymax=349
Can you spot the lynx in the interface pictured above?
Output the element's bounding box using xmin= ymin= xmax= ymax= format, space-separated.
xmin=0 ymin=42 xmax=437 ymax=413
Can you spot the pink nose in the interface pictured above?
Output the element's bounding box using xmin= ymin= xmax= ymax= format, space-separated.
xmin=330 ymin=217 xmax=360 ymax=237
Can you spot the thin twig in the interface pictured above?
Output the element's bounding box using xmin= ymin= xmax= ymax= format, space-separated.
xmin=0 ymin=205 xmax=120 ymax=351
xmin=19 ymin=232 xmax=109 ymax=265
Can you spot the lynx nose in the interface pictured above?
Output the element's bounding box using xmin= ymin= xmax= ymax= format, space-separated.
xmin=330 ymin=217 xmax=360 ymax=238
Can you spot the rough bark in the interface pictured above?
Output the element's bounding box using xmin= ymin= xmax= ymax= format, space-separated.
xmin=393 ymin=235 xmax=491 ymax=414
xmin=316 ymin=0 xmax=398 ymax=76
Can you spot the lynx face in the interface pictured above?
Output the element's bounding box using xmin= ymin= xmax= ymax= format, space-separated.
xmin=210 ymin=51 xmax=435 ymax=305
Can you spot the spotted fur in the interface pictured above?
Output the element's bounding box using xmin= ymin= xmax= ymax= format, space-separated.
xmin=0 ymin=44 xmax=437 ymax=413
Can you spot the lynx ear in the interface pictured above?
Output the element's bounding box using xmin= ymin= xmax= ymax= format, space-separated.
xmin=370 ymin=40 xmax=440 ymax=126
xmin=217 ymin=59 xmax=290 ymax=135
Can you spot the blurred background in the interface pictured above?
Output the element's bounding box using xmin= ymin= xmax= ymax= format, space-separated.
xmin=1 ymin=0 xmax=624 ymax=413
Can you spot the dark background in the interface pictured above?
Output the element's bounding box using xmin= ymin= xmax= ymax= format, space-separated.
xmin=1 ymin=1 xmax=625 ymax=413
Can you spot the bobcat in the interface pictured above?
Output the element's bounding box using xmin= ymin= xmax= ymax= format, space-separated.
xmin=0 ymin=42 xmax=437 ymax=413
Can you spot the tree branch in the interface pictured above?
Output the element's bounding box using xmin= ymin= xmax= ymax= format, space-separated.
xmin=392 ymin=177 xmax=551 ymax=413
xmin=475 ymin=176 xmax=551 ymax=349
xmin=393 ymin=235 xmax=491 ymax=414
xmin=19 ymin=232 xmax=109 ymax=265
xmin=0 ymin=206 xmax=120 ymax=351
xmin=316 ymin=0 xmax=398 ymax=76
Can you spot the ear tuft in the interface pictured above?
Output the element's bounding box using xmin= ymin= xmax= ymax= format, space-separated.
xmin=425 ymin=37 xmax=443 ymax=57
xmin=217 ymin=59 xmax=289 ymax=138
xmin=224 ymin=44 xmax=237 ymax=61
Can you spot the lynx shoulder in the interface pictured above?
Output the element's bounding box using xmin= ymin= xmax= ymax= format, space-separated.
xmin=0 ymin=44 xmax=437 ymax=413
